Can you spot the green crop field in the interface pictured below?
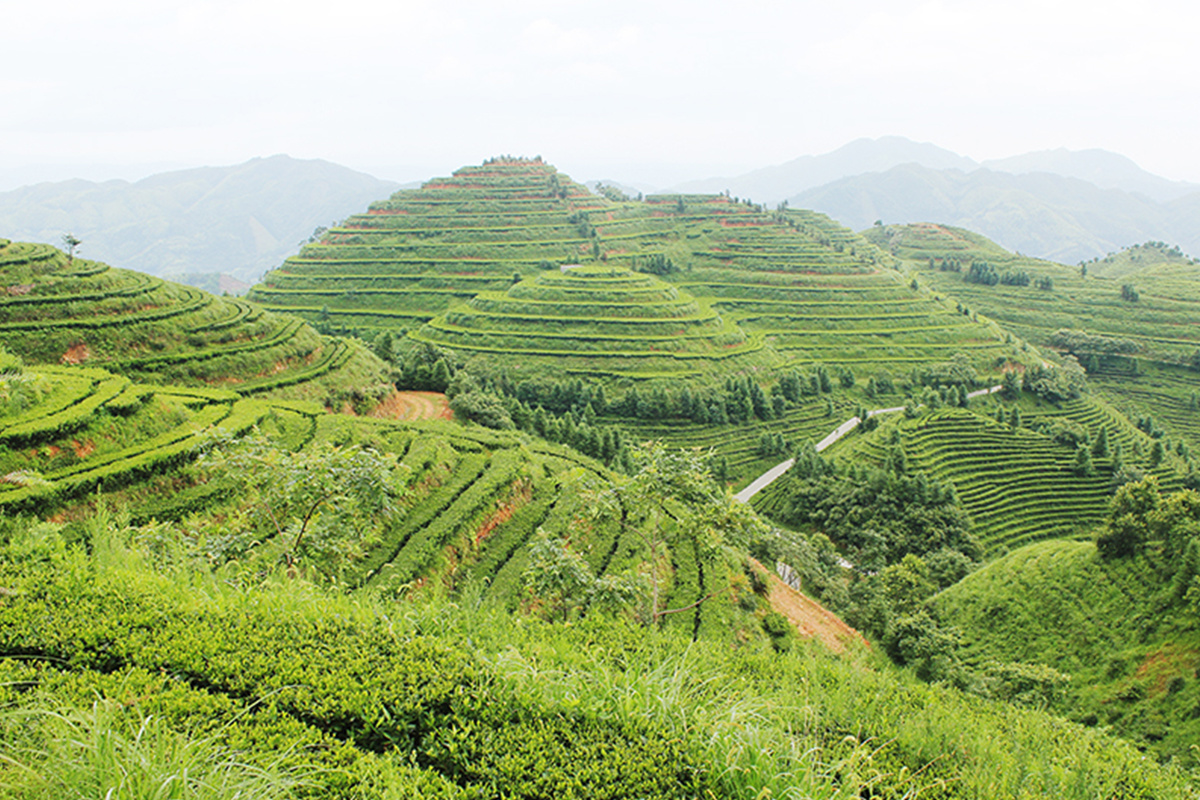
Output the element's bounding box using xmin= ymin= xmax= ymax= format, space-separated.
xmin=7 ymin=158 xmax=1200 ymax=797
xmin=0 ymin=360 xmax=729 ymax=633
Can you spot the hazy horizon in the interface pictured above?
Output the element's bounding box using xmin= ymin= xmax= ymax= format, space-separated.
xmin=1 ymin=137 xmax=1196 ymax=198
xmin=4 ymin=0 xmax=1200 ymax=192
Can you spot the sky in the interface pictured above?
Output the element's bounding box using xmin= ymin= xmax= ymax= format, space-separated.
xmin=3 ymin=0 xmax=1200 ymax=189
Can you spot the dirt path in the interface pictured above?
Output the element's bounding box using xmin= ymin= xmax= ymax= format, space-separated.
xmin=368 ymin=390 xmax=453 ymax=421
xmin=753 ymin=558 xmax=865 ymax=654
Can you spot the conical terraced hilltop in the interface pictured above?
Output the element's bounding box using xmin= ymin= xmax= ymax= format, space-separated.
xmin=250 ymin=156 xmax=1012 ymax=383
xmin=413 ymin=266 xmax=759 ymax=378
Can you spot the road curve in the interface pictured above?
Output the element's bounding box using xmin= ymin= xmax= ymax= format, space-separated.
xmin=733 ymin=384 xmax=1001 ymax=504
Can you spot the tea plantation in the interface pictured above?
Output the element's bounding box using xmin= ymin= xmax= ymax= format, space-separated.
xmin=251 ymin=158 xmax=1009 ymax=383
xmin=4 ymin=157 xmax=1200 ymax=798
xmin=0 ymin=237 xmax=386 ymax=406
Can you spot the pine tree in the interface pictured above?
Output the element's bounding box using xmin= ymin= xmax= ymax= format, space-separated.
xmin=1150 ymin=439 xmax=1166 ymax=467
xmin=1074 ymin=445 xmax=1096 ymax=477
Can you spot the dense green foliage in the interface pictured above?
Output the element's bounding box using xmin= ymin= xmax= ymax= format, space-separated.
xmin=1 ymin=514 xmax=1194 ymax=799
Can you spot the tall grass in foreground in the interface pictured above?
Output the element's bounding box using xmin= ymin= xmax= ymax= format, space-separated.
xmin=0 ymin=700 xmax=312 ymax=799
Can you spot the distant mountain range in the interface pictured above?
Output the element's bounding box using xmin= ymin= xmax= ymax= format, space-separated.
xmin=787 ymin=164 xmax=1200 ymax=264
xmin=0 ymin=155 xmax=399 ymax=286
xmin=667 ymin=136 xmax=978 ymax=202
xmin=668 ymin=137 xmax=1200 ymax=262
xmin=3 ymin=140 xmax=1198 ymax=280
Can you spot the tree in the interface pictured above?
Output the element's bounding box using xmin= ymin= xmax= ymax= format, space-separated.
xmin=523 ymin=530 xmax=597 ymax=621
xmin=61 ymin=233 xmax=82 ymax=263
xmin=198 ymin=434 xmax=410 ymax=577
xmin=1096 ymin=477 xmax=1160 ymax=559
xmin=1150 ymin=439 xmax=1166 ymax=467
xmin=878 ymin=554 xmax=936 ymax=617
xmin=1074 ymin=445 xmax=1096 ymax=477
xmin=587 ymin=442 xmax=759 ymax=624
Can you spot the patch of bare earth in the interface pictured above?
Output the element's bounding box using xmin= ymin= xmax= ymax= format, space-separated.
xmin=753 ymin=558 xmax=865 ymax=654
xmin=60 ymin=343 xmax=89 ymax=364
xmin=369 ymin=390 xmax=453 ymax=421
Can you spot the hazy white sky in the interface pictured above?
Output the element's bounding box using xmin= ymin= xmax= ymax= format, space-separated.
xmin=3 ymin=0 xmax=1199 ymax=187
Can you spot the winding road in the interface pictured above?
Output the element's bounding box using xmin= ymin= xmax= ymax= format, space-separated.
xmin=734 ymin=385 xmax=1002 ymax=504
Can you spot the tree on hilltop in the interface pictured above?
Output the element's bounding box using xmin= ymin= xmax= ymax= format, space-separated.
xmin=61 ymin=233 xmax=82 ymax=263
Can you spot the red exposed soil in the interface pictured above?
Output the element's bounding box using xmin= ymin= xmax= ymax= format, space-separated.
xmin=1134 ymin=646 xmax=1199 ymax=697
xmin=71 ymin=439 xmax=95 ymax=458
xmin=6 ymin=284 xmax=33 ymax=296
xmin=472 ymin=479 xmax=533 ymax=546
xmin=60 ymin=343 xmax=89 ymax=364
xmin=752 ymin=558 xmax=865 ymax=654
xmin=368 ymin=390 xmax=453 ymax=421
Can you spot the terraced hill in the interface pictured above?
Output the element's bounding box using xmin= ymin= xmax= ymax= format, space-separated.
xmin=863 ymin=225 xmax=1200 ymax=466
xmin=747 ymin=372 xmax=1191 ymax=556
xmin=865 ymin=224 xmax=1200 ymax=366
xmin=0 ymin=363 xmax=278 ymax=516
xmin=0 ymin=237 xmax=386 ymax=404
xmin=251 ymin=158 xmax=1011 ymax=383
xmin=0 ymin=359 xmax=737 ymax=635
xmin=414 ymin=266 xmax=760 ymax=379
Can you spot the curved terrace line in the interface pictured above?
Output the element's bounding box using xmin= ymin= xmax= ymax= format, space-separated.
xmin=734 ymin=385 xmax=1003 ymax=504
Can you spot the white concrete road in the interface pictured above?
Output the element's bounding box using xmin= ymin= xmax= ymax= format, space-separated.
xmin=733 ymin=384 xmax=1002 ymax=504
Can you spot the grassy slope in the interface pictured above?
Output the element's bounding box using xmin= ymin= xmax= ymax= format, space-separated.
xmin=935 ymin=538 xmax=1200 ymax=763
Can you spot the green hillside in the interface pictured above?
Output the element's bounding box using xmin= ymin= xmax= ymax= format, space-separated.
xmin=865 ymin=223 xmax=1200 ymax=366
xmin=936 ymin=537 xmax=1200 ymax=763
xmin=863 ymin=224 xmax=1200 ymax=471
xmin=0 ymin=237 xmax=387 ymax=406
xmin=413 ymin=265 xmax=762 ymax=380
xmin=819 ymin=390 xmax=1188 ymax=555
xmin=250 ymin=158 xmax=1010 ymax=383
xmin=1083 ymin=240 xmax=1199 ymax=280
xmin=0 ymin=364 xmax=271 ymax=517
xmin=9 ymin=158 xmax=1200 ymax=796
xmin=0 ymin=358 xmax=741 ymax=636
xmin=2 ymin=508 xmax=1194 ymax=799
